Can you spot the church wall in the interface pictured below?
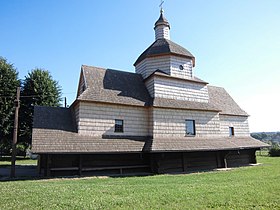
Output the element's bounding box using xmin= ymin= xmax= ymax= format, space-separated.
xmin=77 ymin=102 xmax=149 ymax=137
xmin=135 ymin=56 xmax=171 ymax=79
xmin=136 ymin=56 xmax=194 ymax=81
xmin=148 ymin=107 xmax=154 ymax=136
xmin=73 ymin=103 xmax=80 ymax=127
xmin=170 ymin=56 xmax=193 ymax=79
xmin=155 ymin=25 xmax=170 ymax=40
xmin=153 ymin=77 xmax=209 ymax=102
xmin=152 ymin=108 xmax=221 ymax=138
xmin=144 ymin=78 xmax=155 ymax=97
xmin=219 ymin=115 xmax=250 ymax=137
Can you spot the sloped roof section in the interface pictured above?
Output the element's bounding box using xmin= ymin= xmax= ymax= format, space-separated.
xmin=33 ymin=106 xmax=76 ymax=132
xmin=134 ymin=38 xmax=195 ymax=66
xmin=144 ymin=70 xmax=208 ymax=85
xmin=154 ymin=12 xmax=170 ymax=29
xmin=208 ymin=86 xmax=249 ymax=116
xmin=146 ymin=136 xmax=269 ymax=152
xmin=152 ymin=98 xmax=220 ymax=112
xmin=78 ymin=65 xmax=151 ymax=106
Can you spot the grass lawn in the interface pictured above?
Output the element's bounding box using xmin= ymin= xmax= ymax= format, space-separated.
xmin=0 ymin=156 xmax=37 ymax=166
xmin=0 ymin=155 xmax=279 ymax=209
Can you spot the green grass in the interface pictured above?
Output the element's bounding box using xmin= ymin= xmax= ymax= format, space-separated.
xmin=0 ymin=156 xmax=279 ymax=209
xmin=0 ymin=156 xmax=37 ymax=166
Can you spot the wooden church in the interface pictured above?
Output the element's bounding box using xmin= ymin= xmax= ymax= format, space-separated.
xmin=32 ymin=9 xmax=268 ymax=176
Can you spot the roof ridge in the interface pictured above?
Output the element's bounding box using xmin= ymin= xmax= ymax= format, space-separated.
xmin=82 ymin=65 xmax=139 ymax=76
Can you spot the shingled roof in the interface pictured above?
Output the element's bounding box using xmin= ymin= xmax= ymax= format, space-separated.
xmin=134 ymin=38 xmax=195 ymax=66
xmin=33 ymin=106 xmax=76 ymax=132
xmin=152 ymin=98 xmax=220 ymax=112
xmin=145 ymin=136 xmax=269 ymax=152
xmin=144 ymin=70 xmax=208 ymax=85
xmin=154 ymin=12 xmax=170 ymax=29
xmin=78 ymin=65 xmax=151 ymax=107
xmin=208 ymin=86 xmax=249 ymax=116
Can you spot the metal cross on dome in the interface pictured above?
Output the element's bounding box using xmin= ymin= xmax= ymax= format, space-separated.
xmin=159 ymin=0 xmax=164 ymax=12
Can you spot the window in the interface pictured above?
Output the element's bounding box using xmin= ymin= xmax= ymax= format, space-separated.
xmin=114 ymin=119 xmax=124 ymax=133
xmin=229 ymin=127 xmax=234 ymax=137
xmin=185 ymin=120 xmax=195 ymax=136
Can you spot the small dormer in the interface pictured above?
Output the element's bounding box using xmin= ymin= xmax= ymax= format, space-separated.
xmin=134 ymin=10 xmax=195 ymax=80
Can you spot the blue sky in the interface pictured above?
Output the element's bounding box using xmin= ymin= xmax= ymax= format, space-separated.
xmin=0 ymin=0 xmax=279 ymax=132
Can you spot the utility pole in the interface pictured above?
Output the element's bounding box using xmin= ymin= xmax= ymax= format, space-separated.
xmin=10 ymin=87 xmax=20 ymax=178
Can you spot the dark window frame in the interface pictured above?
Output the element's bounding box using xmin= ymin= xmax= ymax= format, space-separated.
xmin=229 ymin=127 xmax=234 ymax=137
xmin=185 ymin=119 xmax=196 ymax=136
xmin=114 ymin=119 xmax=124 ymax=133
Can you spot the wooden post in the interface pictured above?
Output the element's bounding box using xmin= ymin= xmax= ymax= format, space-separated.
xmin=44 ymin=155 xmax=48 ymax=176
xmin=251 ymin=149 xmax=257 ymax=164
xmin=79 ymin=155 xmax=82 ymax=176
xmin=10 ymin=87 xmax=20 ymax=178
xmin=182 ymin=153 xmax=187 ymax=172
xmin=38 ymin=155 xmax=41 ymax=175
xmin=46 ymin=154 xmax=50 ymax=177
xmin=216 ymin=152 xmax=222 ymax=168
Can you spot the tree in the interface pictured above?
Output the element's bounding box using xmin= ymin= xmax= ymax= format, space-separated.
xmin=20 ymin=68 xmax=62 ymax=144
xmin=0 ymin=57 xmax=20 ymax=154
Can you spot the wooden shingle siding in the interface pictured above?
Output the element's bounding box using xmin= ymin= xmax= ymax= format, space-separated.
xmin=152 ymin=108 xmax=221 ymax=138
xmin=152 ymin=77 xmax=209 ymax=102
xmin=145 ymin=78 xmax=155 ymax=97
xmin=155 ymin=25 xmax=170 ymax=40
xmin=170 ymin=56 xmax=193 ymax=79
xmin=74 ymin=103 xmax=79 ymax=127
xmin=148 ymin=108 xmax=154 ymax=136
xmin=219 ymin=115 xmax=250 ymax=137
xmin=136 ymin=55 xmax=194 ymax=80
xmin=136 ymin=56 xmax=171 ymax=79
xmin=77 ymin=102 xmax=149 ymax=137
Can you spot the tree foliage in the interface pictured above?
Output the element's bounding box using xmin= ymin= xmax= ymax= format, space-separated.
xmin=251 ymin=132 xmax=280 ymax=143
xmin=0 ymin=57 xmax=20 ymax=153
xmin=269 ymin=142 xmax=280 ymax=157
xmin=20 ymin=68 xmax=62 ymax=144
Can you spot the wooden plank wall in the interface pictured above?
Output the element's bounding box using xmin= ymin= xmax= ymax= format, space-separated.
xmin=40 ymin=153 xmax=150 ymax=176
xmin=151 ymin=149 xmax=257 ymax=173
xmin=39 ymin=149 xmax=257 ymax=176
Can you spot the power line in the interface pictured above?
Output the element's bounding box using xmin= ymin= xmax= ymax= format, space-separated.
xmin=0 ymin=92 xmax=76 ymax=98
xmin=0 ymin=94 xmax=62 ymax=98
xmin=0 ymin=96 xmax=41 ymax=98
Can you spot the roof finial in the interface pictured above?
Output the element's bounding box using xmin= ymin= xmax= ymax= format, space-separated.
xmin=159 ymin=0 xmax=164 ymax=14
